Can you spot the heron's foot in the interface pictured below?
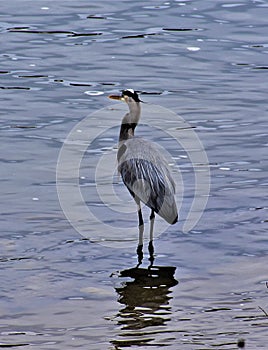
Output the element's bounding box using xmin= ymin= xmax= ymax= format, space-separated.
xmin=148 ymin=240 xmax=155 ymax=266
xmin=136 ymin=244 xmax=143 ymax=267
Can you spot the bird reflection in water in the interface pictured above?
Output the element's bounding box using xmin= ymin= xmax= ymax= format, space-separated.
xmin=111 ymin=255 xmax=178 ymax=348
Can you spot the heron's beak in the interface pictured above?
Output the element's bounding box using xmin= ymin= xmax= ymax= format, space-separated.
xmin=108 ymin=95 xmax=125 ymax=101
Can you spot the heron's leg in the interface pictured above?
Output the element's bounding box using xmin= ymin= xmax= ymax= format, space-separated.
xmin=149 ymin=209 xmax=155 ymax=242
xmin=136 ymin=201 xmax=144 ymax=266
xmin=148 ymin=209 xmax=155 ymax=266
xmin=137 ymin=201 xmax=144 ymax=245
xmin=148 ymin=241 xmax=154 ymax=266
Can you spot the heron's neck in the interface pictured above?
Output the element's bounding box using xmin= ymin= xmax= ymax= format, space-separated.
xmin=119 ymin=102 xmax=141 ymax=142
xmin=128 ymin=101 xmax=141 ymax=123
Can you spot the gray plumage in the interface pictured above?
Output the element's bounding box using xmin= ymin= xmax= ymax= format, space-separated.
xmin=118 ymin=137 xmax=178 ymax=224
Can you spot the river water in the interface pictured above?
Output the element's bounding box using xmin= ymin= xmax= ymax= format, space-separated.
xmin=1 ymin=1 xmax=268 ymax=349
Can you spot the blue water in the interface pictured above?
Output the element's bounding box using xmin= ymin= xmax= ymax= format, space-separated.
xmin=1 ymin=1 xmax=268 ymax=349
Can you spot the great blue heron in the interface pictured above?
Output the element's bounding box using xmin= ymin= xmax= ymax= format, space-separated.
xmin=109 ymin=89 xmax=178 ymax=263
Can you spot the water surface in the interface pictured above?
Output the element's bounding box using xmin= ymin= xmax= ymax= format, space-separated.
xmin=1 ymin=1 xmax=268 ymax=349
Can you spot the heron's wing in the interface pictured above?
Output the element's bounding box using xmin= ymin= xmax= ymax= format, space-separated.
xmin=118 ymin=157 xmax=178 ymax=224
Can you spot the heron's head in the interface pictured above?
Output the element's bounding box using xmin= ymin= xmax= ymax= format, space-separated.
xmin=108 ymin=89 xmax=142 ymax=104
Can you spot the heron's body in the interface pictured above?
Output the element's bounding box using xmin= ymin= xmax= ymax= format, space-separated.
xmin=109 ymin=89 xmax=177 ymax=263
xmin=118 ymin=137 xmax=177 ymax=224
